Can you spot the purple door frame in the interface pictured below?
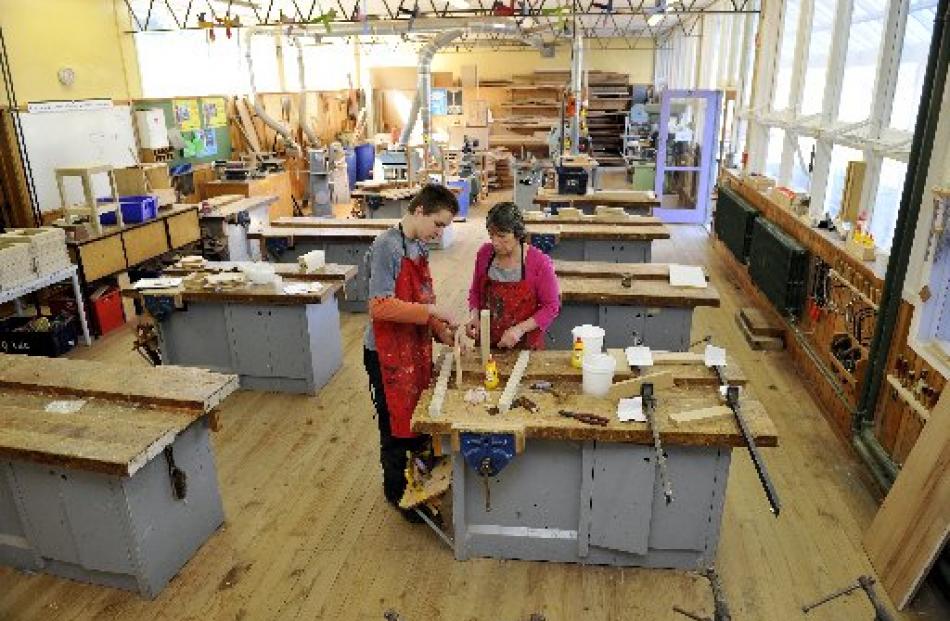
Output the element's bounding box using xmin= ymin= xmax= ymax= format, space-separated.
xmin=653 ymin=89 xmax=723 ymax=224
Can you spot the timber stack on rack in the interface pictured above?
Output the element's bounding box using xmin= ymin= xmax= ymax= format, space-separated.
xmin=496 ymin=71 xmax=566 ymax=137
xmin=493 ymin=148 xmax=513 ymax=189
xmin=587 ymin=71 xmax=631 ymax=166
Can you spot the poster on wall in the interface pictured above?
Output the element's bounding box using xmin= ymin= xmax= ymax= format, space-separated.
xmin=172 ymin=99 xmax=201 ymax=132
xmin=201 ymin=97 xmax=227 ymax=128
xmin=201 ymin=128 xmax=218 ymax=156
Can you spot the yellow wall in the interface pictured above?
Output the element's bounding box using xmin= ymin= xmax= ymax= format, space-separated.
xmin=0 ymin=0 xmax=140 ymax=104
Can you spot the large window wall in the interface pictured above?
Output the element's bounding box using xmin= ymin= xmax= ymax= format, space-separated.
xmin=744 ymin=0 xmax=938 ymax=252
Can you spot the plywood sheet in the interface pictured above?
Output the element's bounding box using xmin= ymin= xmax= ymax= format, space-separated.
xmin=864 ymin=390 xmax=950 ymax=609
xmin=122 ymin=220 xmax=169 ymax=265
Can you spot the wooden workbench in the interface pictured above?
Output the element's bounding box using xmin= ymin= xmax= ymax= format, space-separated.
xmin=199 ymin=171 xmax=293 ymax=220
xmin=164 ymin=259 xmax=357 ymax=283
xmin=125 ymin=275 xmax=348 ymax=394
xmin=553 ymin=260 xmax=708 ymax=280
xmin=66 ymin=204 xmax=201 ymax=283
xmin=412 ymin=349 xmax=777 ymax=568
xmin=199 ymin=195 xmax=277 ymax=261
xmin=546 ymin=268 xmax=720 ymax=350
xmin=523 ymin=212 xmax=662 ymax=226
xmin=533 ymin=190 xmax=660 ymax=216
xmin=269 ymin=216 xmax=462 ymax=250
xmin=0 ymin=354 xmax=238 ymax=598
xmin=527 ymin=222 xmax=670 ymax=263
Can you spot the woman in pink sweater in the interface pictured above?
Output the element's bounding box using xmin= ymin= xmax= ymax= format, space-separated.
xmin=465 ymin=202 xmax=561 ymax=349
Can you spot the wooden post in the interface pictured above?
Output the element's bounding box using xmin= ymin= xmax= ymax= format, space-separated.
xmin=479 ymin=309 xmax=490 ymax=367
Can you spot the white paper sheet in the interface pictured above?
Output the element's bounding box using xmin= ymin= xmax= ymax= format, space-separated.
xmin=669 ymin=264 xmax=707 ymax=288
xmin=133 ymin=277 xmax=182 ymax=290
xmin=704 ymin=344 xmax=727 ymax=367
xmin=618 ymin=397 xmax=647 ymax=422
xmin=45 ymin=400 xmax=87 ymax=414
xmin=625 ymin=346 xmax=654 ymax=367
xmin=283 ymin=282 xmax=324 ymax=295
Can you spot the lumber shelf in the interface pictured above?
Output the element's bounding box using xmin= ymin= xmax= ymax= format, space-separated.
xmin=413 ymin=352 xmax=775 ymax=447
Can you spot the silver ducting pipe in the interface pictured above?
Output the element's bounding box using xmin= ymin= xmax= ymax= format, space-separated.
xmin=295 ymin=36 xmax=319 ymax=147
xmin=399 ymin=29 xmax=464 ymax=147
xmin=244 ymin=30 xmax=301 ymax=153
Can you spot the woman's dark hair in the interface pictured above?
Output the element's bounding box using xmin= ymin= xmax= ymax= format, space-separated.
xmin=486 ymin=201 xmax=526 ymax=242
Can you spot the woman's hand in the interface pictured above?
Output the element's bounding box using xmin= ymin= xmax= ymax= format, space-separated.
xmin=465 ymin=318 xmax=480 ymax=341
xmin=497 ymin=325 xmax=524 ymax=349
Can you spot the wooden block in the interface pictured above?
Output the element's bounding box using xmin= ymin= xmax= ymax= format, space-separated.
xmin=454 ymin=329 xmax=463 ymax=389
xmin=480 ymin=309 xmax=490 ymax=367
xmin=122 ymin=221 xmax=169 ymax=265
xmin=864 ymin=390 xmax=950 ymax=609
xmin=77 ymin=235 xmax=126 ymax=281
xmin=739 ymin=307 xmax=783 ymax=338
xmin=166 ymin=210 xmax=200 ymax=248
xmin=735 ymin=313 xmax=785 ymax=351
xmin=114 ymin=272 xmax=137 ymax=320
xmin=670 ymin=405 xmax=733 ymax=426
xmin=608 ymin=370 xmax=675 ymax=401
xmin=399 ymin=458 xmax=453 ymax=509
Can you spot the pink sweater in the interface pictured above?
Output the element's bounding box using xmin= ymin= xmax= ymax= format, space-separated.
xmin=468 ymin=243 xmax=561 ymax=331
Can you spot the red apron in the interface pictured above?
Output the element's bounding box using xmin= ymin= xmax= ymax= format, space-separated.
xmin=373 ymin=228 xmax=435 ymax=438
xmin=483 ymin=243 xmax=545 ymax=350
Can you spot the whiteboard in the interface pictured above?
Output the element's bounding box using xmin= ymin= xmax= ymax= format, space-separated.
xmin=18 ymin=105 xmax=138 ymax=213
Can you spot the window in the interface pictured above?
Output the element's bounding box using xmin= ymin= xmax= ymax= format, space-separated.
xmin=765 ymin=128 xmax=786 ymax=180
xmin=772 ymin=0 xmax=801 ymax=111
xmin=918 ymin=193 xmax=950 ymax=353
xmin=136 ymin=30 xmax=248 ymax=97
xmin=800 ymin=0 xmax=838 ymax=116
xmin=823 ymin=144 xmax=864 ymax=218
xmin=839 ymin=2 xmax=886 ymax=123
xmin=790 ymin=136 xmax=816 ymax=192
xmin=889 ymin=0 xmax=938 ymax=132
xmin=870 ymin=158 xmax=908 ymax=250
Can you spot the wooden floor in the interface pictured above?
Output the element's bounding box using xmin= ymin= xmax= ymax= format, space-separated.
xmin=2 ymin=191 xmax=948 ymax=621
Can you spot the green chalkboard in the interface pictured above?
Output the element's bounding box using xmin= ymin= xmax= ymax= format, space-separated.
xmin=133 ymin=97 xmax=232 ymax=166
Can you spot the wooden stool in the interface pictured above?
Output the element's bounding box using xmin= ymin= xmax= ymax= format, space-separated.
xmin=55 ymin=164 xmax=122 ymax=234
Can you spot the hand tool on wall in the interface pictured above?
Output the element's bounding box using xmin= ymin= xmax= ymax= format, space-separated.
xmin=802 ymin=575 xmax=895 ymax=621
xmin=713 ymin=366 xmax=782 ymax=516
xmin=641 ymin=383 xmax=674 ymax=504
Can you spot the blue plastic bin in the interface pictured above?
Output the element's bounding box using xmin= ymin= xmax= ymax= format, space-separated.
xmin=446 ymin=178 xmax=471 ymax=218
xmin=354 ymin=143 xmax=375 ymax=183
xmin=98 ymin=195 xmax=158 ymax=225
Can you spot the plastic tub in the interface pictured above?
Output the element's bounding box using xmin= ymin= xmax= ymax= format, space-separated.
xmin=582 ymin=353 xmax=617 ymax=397
xmin=572 ymin=324 xmax=605 ymax=361
xmin=98 ymin=195 xmax=158 ymax=225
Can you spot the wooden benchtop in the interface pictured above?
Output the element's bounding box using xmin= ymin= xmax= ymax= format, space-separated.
xmin=270 ymin=216 xmax=466 ymax=228
xmin=413 ymin=350 xmax=776 ymax=448
xmin=122 ymin=279 xmax=343 ymax=305
xmin=554 ymin=261 xmax=709 ymax=280
xmin=523 ymin=212 xmax=662 ymax=226
xmin=558 ymin=276 xmax=720 ymax=307
xmin=526 ymin=223 xmax=671 ymax=240
xmin=459 ymin=349 xmax=746 ymax=386
xmin=201 ymin=195 xmax=277 ymax=220
xmin=534 ymin=190 xmax=660 ymax=206
xmin=164 ymin=260 xmax=357 ymax=282
xmin=0 ymin=353 xmax=238 ymax=413
xmin=247 ymin=226 xmax=383 ymax=241
xmin=0 ymin=355 xmax=239 ymax=476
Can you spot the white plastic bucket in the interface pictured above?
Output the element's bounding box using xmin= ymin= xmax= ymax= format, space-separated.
xmin=582 ymin=353 xmax=617 ymax=397
xmin=572 ymin=324 xmax=605 ymax=361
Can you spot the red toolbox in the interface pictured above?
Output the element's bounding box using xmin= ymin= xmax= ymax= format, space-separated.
xmin=89 ymin=286 xmax=126 ymax=336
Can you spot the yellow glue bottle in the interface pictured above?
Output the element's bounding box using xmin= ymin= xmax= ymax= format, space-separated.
xmin=484 ymin=355 xmax=500 ymax=390
xmin=571 ymin=337 xmax=584 ymax=368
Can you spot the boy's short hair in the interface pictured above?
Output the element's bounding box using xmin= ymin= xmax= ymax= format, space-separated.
xmin=410 ymin=184 xmax=460 ymax=216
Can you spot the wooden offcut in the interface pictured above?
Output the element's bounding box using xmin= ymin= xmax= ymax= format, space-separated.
xmin=864 ymin=390 xmax=950 ymax=610
xmin=735 ymin=312 xmax=784 ymax=351
xmin=739 ymin=307 xmax=784 ymax=338
xmin=480 ymin=309 xmax=490 ymax=367
xmin=608 ymin=371 xmax=675 ymax=401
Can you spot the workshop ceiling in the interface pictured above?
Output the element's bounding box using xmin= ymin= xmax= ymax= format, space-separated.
xmin=123 ymin=0 xmax=759 ymax=49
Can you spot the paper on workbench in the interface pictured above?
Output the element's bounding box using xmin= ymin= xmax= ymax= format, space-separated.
xmin=283 ymin=282 xmax=324 ymax=295
xmin=625 ymin=346 xmax=653 ymax=367
xmin=704 ymin=344 xmax=727 ymax=367
xmin=133 ymin=277 xmax=183 ymax=290
xmin=618 ymin=397 xmax=647 ymax=422
xmin=669 ymin=264 xmax=707 ymax=288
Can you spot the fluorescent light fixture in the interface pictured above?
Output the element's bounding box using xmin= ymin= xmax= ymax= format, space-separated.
xmin=647 ymin=13 xmax=664 ymax=27
xmin=448 ymin=0 xmax=470 ymax=7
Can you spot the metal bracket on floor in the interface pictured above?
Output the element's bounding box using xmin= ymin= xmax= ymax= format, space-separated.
xmin=802 ymin=575 xmax=894 ymax=621
xmin=412 ymin=507 xmax=454 ymax=550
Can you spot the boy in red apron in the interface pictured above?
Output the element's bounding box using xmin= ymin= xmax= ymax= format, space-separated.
xmin=363 ymin=185 xmax=459 ymax=521
xmin=465 ymin=201 xmax=561 ymax=349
